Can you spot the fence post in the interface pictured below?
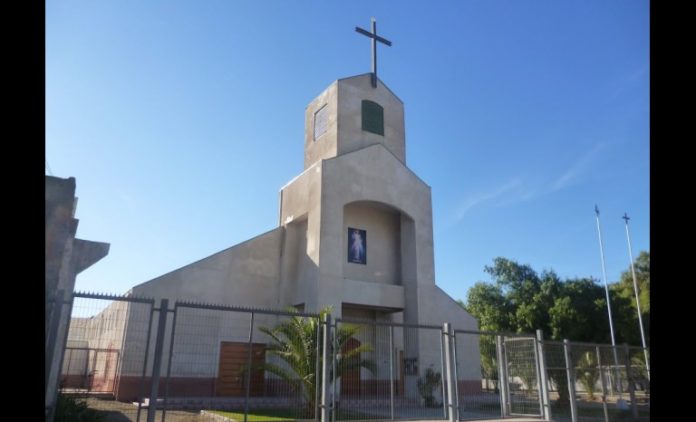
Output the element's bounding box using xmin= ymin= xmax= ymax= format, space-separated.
xmin=624 ymin=344 xmax=639 ymax=420
xmin=147 ymin=299 xmax=169 ymax=422
xmin=535 ymin=330 xmax=552 ymax=421
xmin=315 ymin=317 xmax=322 ymax=421
xmin=443 ymin=323 xmax=457 ymax=422
xmin=243 ymin=312 xmax=256 ymax=422
xmin=496 ymin=335 xmax=509 ymax=417
xmin=321 ymin=313 xmax=331 ymax=422
xmin=45 ymin=290 xmax=65 ymax=422
xmin=562 ymin=340 xmax=578 ymax=422
xmin=596 ymin=346 xmax=609 ymax=422
xmin=389 ymin=325 xmax=395 ymax=420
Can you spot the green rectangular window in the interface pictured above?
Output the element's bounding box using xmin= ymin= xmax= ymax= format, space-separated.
xmin=361 ymin=100 xmax=384 ymax=136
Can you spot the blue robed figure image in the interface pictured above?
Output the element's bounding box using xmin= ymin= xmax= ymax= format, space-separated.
xmin=348 ymin=227 xmax=366 ymax=264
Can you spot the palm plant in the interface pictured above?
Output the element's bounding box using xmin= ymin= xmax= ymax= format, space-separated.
xmin=256 ymin=307 xmax=376 ymax=417
xmin=575 ymin=351 xmax=600 ymax=399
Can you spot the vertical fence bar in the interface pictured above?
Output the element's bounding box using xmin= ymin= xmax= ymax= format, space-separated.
xmin=243 ymin=312 xmax=255 ymax=422
xmin=321 ymin=313 xmax=331 ymax=422
xmin=147 ymin=299 xmax=169 ymax=422
xmin=496 ymin=335 xmax=509 ymax=417
xmin=439 ymin=328 xmax=448 ymax=420
xmin=596 ymin=346 xmax=609 ymax=422
xmin=331 ymin=321 xmax=337 ymax=422
xmin=450 ymin=332 xmax=460 ymax=422
xmin=64 ymin=349 xmax=73 ymax=387
xmin=315 ymin=316 xmax=322 ymax=421
xmin=443 ymin=323 xmax=456 ymax=422
xmin=389 ymin=325 xmax=395 ymax=420
xmin=562 ymin=340 xmax=578 ymax=422
xmin=535 ymin=330 xmax=551 ymax=421
xmin=136 ymin=306 xmax=156 ymax=422
xmin=495 ymin=336 xmax=504 ymax=417
xmin=624 ymin=344 xmax=639 ymax=420
xmin=160 ymin=304 xmax=179 ymax=422
xmin=531 ymin=337 xmax=544 ymax=416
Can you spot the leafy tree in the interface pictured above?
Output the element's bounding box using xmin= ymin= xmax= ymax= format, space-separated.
xmin=611 ymin=251 xmax=650 ymax=346
xmin=256 ymin=307 xmax=376 ymax=417
xmin=464 ymin=282 xmax=512 ymax=332
xmin=460 ymin=253 xmax=650 ymax=407
xmin=548 ymin=278 xmax=610 ymax=343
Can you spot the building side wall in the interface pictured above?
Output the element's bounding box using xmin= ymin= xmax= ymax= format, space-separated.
xmin=131 ymin=227 xmax=283 ymax=307
xmin=417 ymin=285 xmax=480 ymax=381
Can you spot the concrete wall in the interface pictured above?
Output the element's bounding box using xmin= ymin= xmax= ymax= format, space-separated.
xmin=417 ymin=285 xmax=481 ymax=381
xmin=343 ymin=202 xmax=401 ymax=285
xmin=315 ymin=143 xmax=434 ymax=320
xmin=45 ymin=176 xmax=110 ymax=416
xmin=279 ymin=162 xmax=323 ymax=311
xmin=131 ymin=227 xmax=283 ymax=307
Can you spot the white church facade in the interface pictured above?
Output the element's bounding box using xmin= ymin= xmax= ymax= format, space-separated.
xmin=69 ymin=73 xmax=482 ymax=402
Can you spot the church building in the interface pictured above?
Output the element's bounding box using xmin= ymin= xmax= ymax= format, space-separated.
xmin=115 ymin=72 xmax=482 ymax=398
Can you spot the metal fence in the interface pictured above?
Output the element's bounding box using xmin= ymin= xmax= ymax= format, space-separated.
xmin=160 ymin=301 xmax=323 ymax=421
xmin=452 ymin=330 xmax=543 ymax=421
xmin=47 ymin=292 xmax=649 ymax=422
xmin=332 ymin=318 xmax=448 ymax=421
xmin=541 ymin=340 xmax=650 ymax=422
xmin=55 ymin=292 xmax=156 ymax=422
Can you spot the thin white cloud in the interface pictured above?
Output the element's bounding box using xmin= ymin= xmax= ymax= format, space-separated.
xmin=552 ymin=143 xmax=604 ymax=191
xmin=608 ymin=65 xmax=649 ymax=101
xmin=455 ymin=179 xmax=522 ymax=221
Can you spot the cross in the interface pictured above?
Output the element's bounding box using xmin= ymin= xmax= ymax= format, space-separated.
xmin=355 ymin=17 xmax=392 ymax=88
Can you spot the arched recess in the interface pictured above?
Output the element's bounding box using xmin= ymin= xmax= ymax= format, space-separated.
xmin=342 ymin=200 xmax=416 ymax=286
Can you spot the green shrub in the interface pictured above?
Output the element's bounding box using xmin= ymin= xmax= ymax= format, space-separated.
xmin=417 ymin=366 xmax=442 ymax=408
xmin=54 ymin=395 xmax=104 ymax=422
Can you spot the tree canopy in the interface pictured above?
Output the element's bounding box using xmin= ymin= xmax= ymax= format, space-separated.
xmin=461 ymin=252 xmax=649 ymax=345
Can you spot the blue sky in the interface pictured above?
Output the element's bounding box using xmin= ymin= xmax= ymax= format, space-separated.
xmin=46 ymin=0 xmax=649 ymax=304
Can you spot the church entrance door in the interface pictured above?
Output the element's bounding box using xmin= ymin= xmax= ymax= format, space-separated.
xmin=216 ymin=342 xmax=266 ymax=396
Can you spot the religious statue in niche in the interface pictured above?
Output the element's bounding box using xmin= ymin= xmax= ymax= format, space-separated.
xmin=348 ymin=228 xmax=367 ymax=265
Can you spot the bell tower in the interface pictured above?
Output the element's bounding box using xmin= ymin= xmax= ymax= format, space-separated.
xmin=303 ymin=74 xmax=406 ymax=170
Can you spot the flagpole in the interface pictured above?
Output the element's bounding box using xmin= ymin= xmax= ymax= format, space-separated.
xmin=622 ymin=213 xmax=650 ymax=381
xmin=594 ymin=205 xmax=623 ymax=398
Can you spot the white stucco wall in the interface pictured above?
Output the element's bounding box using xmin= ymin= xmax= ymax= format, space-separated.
xmin=343 ymin=202 xmax=401 ymax=285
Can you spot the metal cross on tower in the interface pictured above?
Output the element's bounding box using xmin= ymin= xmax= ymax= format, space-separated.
xmin=355 ymin=17 xmax=392 ymax=88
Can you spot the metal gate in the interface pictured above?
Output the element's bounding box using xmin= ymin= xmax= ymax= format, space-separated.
xmin=58 ymin=292 xmax=156 ymax=422
xmin=452 ymin=330 xmax=543 ymax=420
xmin=332 ymin=318 xmax=448 ymax=421
xmin=503 ymin=336 xmax=543 ymax=417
